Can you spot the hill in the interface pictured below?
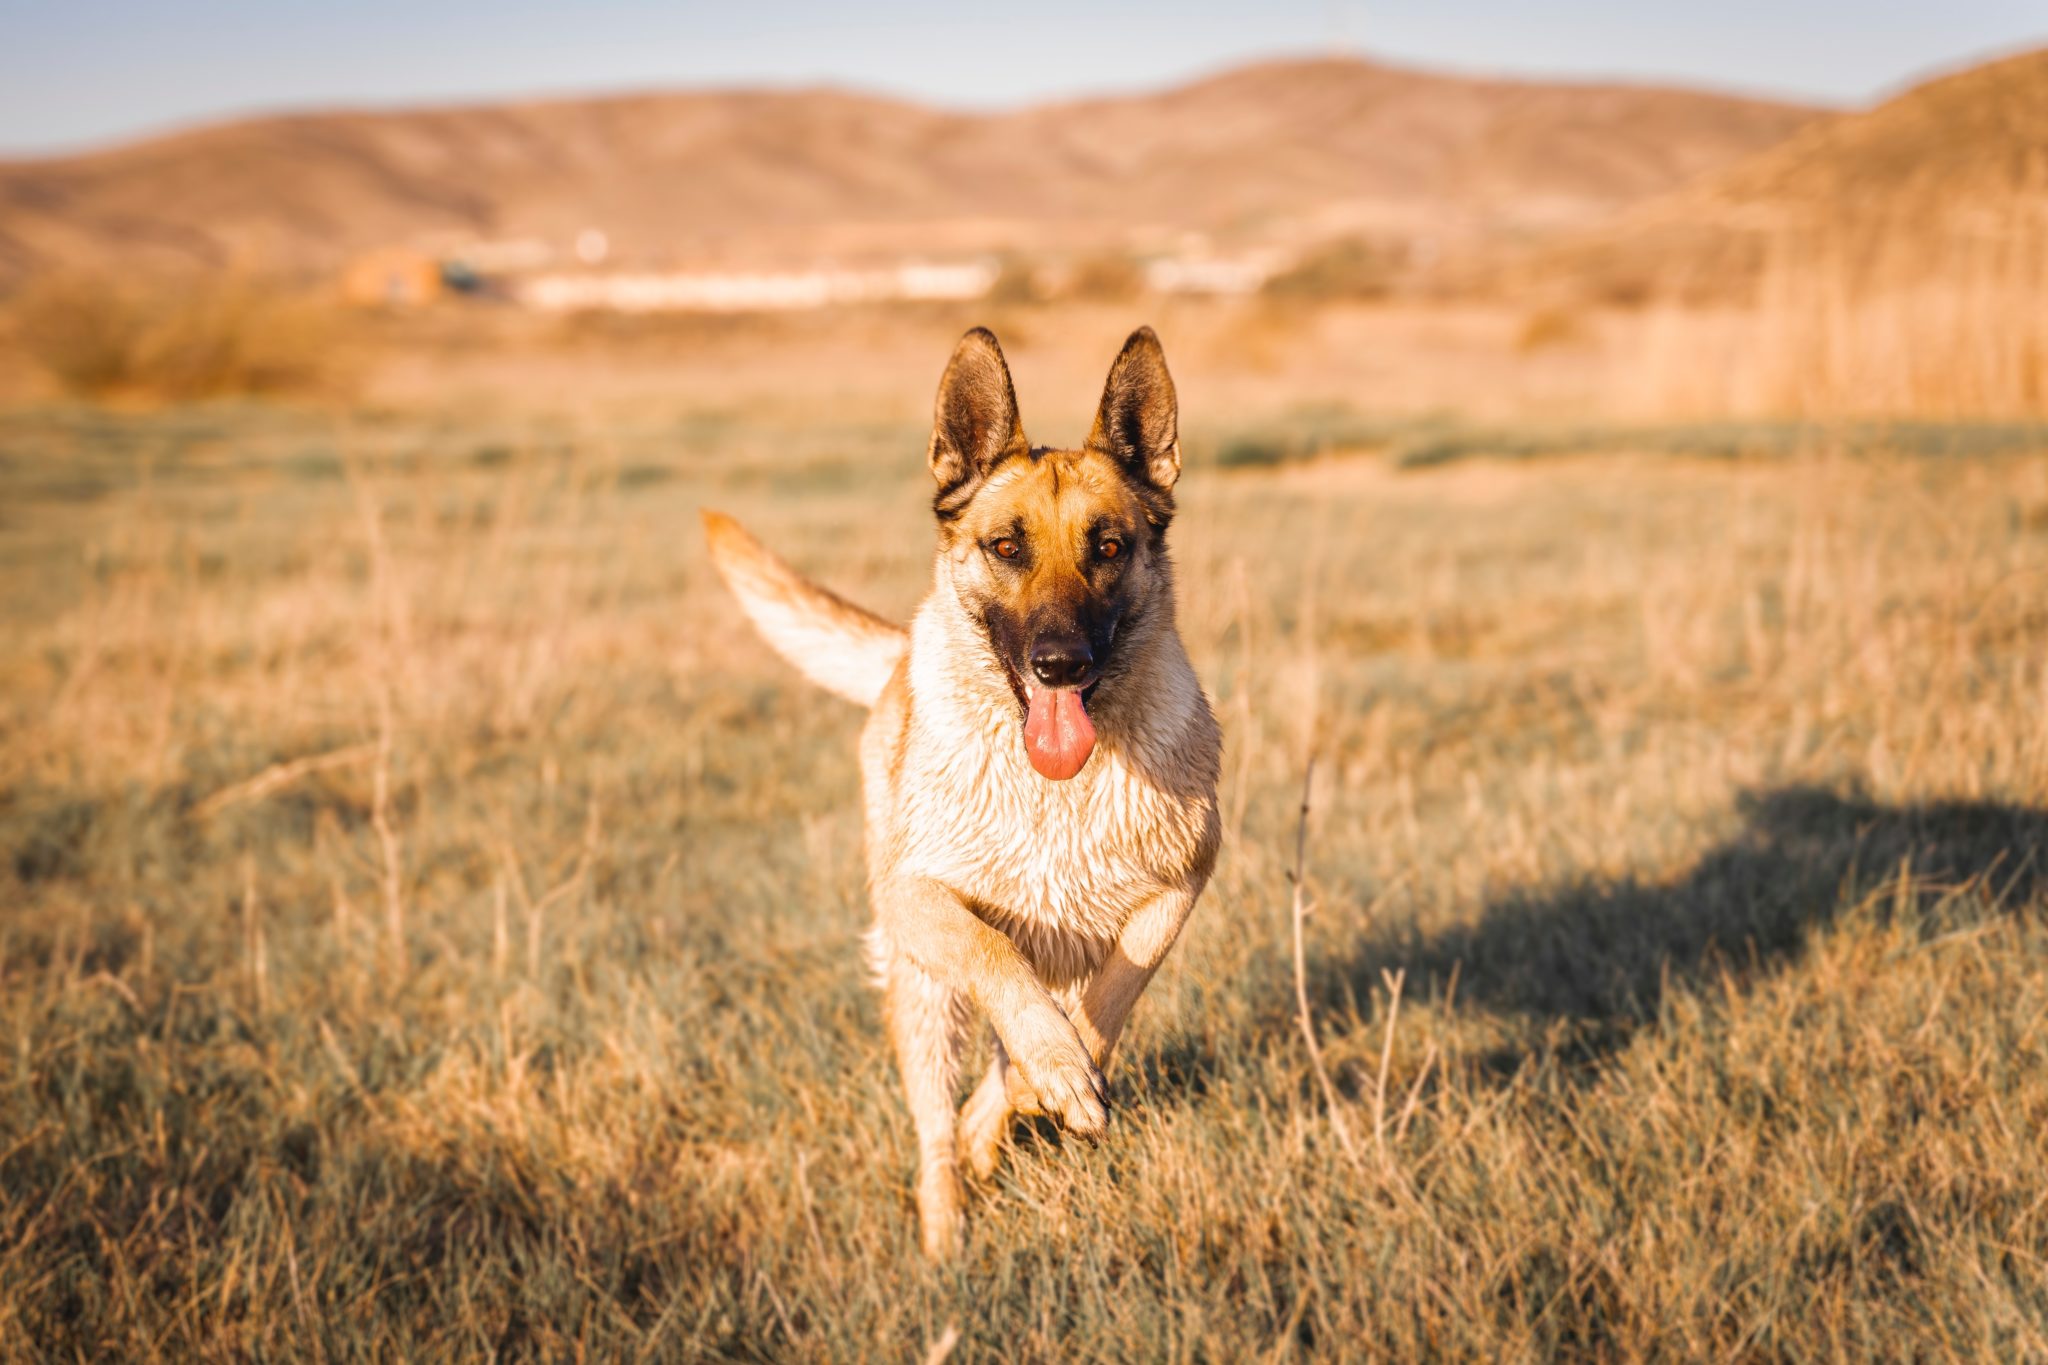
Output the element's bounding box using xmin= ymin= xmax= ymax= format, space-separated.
xmin=0 ymin=57 xmax=1820 ymax=287
xmin=1518 ymin=46 xmax=2048 ymax=302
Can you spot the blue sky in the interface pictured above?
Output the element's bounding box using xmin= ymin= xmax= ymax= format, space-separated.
xmin=1 ymin=0 xmax=2041 ymax=156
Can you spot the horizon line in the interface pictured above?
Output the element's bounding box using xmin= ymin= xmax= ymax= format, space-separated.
xmin=0 ymin=42 xmax=1898 ymax=165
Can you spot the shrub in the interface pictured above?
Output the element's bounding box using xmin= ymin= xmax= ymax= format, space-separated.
xmin=1516 ymin=306 xmax=1593 ymax=352
xmin=1262 ymin=237 xmax=1400 ymax=302
xmin=985 ymin=257 xmax=1045 ymax=307
xmin=12 ymin=273 xmax=339 ymax=400
xmin=1062 ymin=253 xmax=1145 ymax=303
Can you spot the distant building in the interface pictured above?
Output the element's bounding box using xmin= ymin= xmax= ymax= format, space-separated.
xmin=340 ymin=248 xmax=443 ymax=308
xmin=340 ymin=243 xmax=1013 ymax=314
xmin=518 ymin=260 xmax=1000 ymax=314
xmin=1145 ymin=250 xmax=1288 ymax=295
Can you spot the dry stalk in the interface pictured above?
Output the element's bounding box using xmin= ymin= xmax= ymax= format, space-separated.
xmin=1289 ymin=757 xmax=1362 ymax=1164
xmin=495 ymin=835 xmax=586 ymax=980
xmin=1394 ymin=1041 xmax=1440 ymax=1146
xmin=241 ymin=854 xmax=268 ymax=1016
xmin=793 ymin=1150 xmax=832 ymax=1275
xmin=322 ymin=830 xmax=356 ymax=944
xmin=756 ymin=1270 xmax=798 ymax=1345
xmin=342 ymin=454 xmax=411 ymax=972
xmin=1371 ymin=967 xmax=1406 ymax=1174
xmin=317 ymin=1019 xmax=369 ymax=1103
xmin=491 ymin=877 xmax=510 ymax=978
xmin=369 ymin=681 xmax=405 ymax=964
xmin=194 ymin=742 xmax=376 ymax=819
xmin=922 ymin=1324 xmax=962 ymax=1365
xmin=1221 ymin=557 xmax=1260 ymax=851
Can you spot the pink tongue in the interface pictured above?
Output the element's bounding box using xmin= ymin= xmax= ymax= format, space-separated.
xmin=1023 ymin=686 xmax=1096 ymax=780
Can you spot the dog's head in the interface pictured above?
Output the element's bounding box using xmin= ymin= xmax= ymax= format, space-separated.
xmin=926 ymin=326 xmax=1182 ymax=781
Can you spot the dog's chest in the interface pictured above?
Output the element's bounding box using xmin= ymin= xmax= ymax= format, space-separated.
xmin=904 ymin=744 xmax=1196 ymax=947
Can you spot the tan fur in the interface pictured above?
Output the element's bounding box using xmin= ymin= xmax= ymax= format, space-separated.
xmin=704 ymin=327 xmax=1220 ymax=1258
xmin=702 ymin=511 xmax=907 ymax=706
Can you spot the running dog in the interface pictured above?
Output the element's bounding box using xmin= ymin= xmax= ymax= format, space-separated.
xmin=702 ymin=326 xmax=1220 ymax=1257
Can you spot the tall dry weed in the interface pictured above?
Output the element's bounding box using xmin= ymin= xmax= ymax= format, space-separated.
xmin=1619 ymin=198 xmax=2048 ymax=419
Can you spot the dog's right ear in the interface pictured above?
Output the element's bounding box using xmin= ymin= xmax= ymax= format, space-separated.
xmin=929 ymin=327 xmax=1028 ymax=519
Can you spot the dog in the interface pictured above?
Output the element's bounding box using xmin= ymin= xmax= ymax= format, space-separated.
xmin=702 ymin=326 xmax=1220 ymax=1257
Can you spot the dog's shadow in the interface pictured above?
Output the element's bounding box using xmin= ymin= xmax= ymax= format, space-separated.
xmin=1136 ymin=786 xmax=2048 ymax=1101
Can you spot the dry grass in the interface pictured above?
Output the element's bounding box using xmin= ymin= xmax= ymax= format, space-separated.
xmin=1 ymin=396 xmax=2045 ymax=1359
xmin=1611 ymin=219 xmax=2048 ymax=421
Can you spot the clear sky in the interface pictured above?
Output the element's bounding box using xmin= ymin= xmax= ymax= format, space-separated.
xmin=1 ymin=0 xmax=2041 ymax=157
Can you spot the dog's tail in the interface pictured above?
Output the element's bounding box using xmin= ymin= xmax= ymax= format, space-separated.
xmin=700 ymin=510 xmax=908 ymax=708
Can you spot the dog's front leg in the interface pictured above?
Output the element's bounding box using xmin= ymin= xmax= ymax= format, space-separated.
xmin=1071 ymin=878 xmax=1206 ymax=1069
xmin=879 ymin=947 xmax=970 ymax=1259
xmin=960 ymin=878 xmax=1207 ymax=1179
xmin=876 ymin=875 xmax=1109 ymax=1139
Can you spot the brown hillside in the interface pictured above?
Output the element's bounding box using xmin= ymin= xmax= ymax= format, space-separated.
xmin=1520 ymin=46 xmax=2048 ymax=302
xmin=0 ymin=57 xmax=1819 ymax=286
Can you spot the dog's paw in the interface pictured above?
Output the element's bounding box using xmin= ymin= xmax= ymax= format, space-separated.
xmin=1006 ymin=1024 xmax=1110 ymax=1139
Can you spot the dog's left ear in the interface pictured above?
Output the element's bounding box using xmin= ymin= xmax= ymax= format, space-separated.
xmin=1087 ymin=326 xmax=1180 ymax=492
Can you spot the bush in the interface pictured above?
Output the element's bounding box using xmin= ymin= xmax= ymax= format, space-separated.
xmin=985 ymin=257 xmax=1045 ymax=307
xmin=1516 ymin=306 xmax=1593 ymax=352
xmin=1262 ymin=237 xmax=1400 ymax=302
xmin=11 ymin=273 xmax=339 ymax=400
xmin=1061 ymin=253 xmax=1145 ymax=303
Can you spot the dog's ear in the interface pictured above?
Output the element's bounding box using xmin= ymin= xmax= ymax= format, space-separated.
xmin=929 ymin=327 xmax=1028 ymax=516
xmin=1087 ymin=326 xmax=1179 ymax=492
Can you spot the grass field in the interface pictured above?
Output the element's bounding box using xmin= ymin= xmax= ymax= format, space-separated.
xmin=2 ymin=394 xmax=2047 ymax=1359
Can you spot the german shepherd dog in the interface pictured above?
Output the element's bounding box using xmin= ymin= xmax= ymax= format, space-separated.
xmin=703 ymin=327 xmax=1220 ymax=1257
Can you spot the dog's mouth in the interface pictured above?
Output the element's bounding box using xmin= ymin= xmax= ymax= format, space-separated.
xmin=1016 ymin=676 xmax=1100 ymax=781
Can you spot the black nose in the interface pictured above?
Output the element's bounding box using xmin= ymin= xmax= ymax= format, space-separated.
xmin=1029 ymin=635 xmax=1095 ymax=689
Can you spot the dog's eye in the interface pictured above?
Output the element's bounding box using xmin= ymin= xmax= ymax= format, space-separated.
xmin=1098 ymin=537 xmax=1123 ymax=560
xmin=992 ymin=537 xmax=1021 ymax=560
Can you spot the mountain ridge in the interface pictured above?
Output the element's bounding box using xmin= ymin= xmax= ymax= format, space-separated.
xmin=0 ymin=54 xmax=1824 ymax=287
